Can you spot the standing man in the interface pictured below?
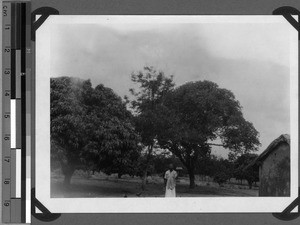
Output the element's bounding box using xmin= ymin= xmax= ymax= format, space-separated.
xmin=164 ymin=163 xmax=178 ymax=197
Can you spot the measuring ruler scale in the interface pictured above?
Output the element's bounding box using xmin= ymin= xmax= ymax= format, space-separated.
xmin=2 ymin=1 xmax=31 ymax=223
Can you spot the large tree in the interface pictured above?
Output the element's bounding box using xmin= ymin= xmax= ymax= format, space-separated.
xmin=128 ymin=66 xmax=175 ymax=190
xmin=157 ymin=80 xmax=261 ymax=188
xmin=51 ymin=77 xmax=140 ymax=186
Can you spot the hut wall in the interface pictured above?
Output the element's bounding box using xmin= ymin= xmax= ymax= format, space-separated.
xmin=259 ymin=142 xmax=290 ymax=196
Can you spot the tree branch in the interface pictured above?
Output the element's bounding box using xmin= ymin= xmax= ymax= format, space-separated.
xmin=170 ymin=145 xmax=188 ymax=167
xmin=207 ymin=143 xmax=224 ymax=147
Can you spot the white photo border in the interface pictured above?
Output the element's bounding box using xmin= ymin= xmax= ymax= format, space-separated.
xmin=35 ymin=15 xmax=299 ymax=213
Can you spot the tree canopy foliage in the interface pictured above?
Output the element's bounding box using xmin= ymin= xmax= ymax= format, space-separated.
xmin=51 ymin=77 xmax=140 ymax=185
xmin=156 ymin=80 xmax=261 ymax=188
xmin=128 ymin=66 xmax=175 ymax=189
xmin=233 ymin=153 xmax=259 ymax=189
xmin=128 ymin=66 xmax=175 ymax=145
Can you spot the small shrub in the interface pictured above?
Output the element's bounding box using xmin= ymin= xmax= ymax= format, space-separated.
xmin=214 ymin=172 xmax=230 ymax=186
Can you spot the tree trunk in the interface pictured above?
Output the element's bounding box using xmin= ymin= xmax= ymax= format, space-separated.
xmin=61 ymin=161 xmax=75 ymax=188
xmin=64 ymin=172 xmax=73 ymax=187
xmin=141 ymin=145 xmax=153 ymax=191
xmin=141 ymin=170 xmax=148 ymax=190
xmin=188 ymin=168 xmax=196 ymax=189
xmin=175 ymin=151 xmax=196 ymax=189
xmin=248 ymin=180 xmax=253 ymax=189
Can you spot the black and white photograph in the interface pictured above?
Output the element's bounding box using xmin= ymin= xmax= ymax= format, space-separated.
xmin=35 ymin=16 xmax=298 ymax=213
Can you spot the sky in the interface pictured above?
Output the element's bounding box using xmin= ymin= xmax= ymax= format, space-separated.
xmin=49 ymin=16 xmax=294 ymax=158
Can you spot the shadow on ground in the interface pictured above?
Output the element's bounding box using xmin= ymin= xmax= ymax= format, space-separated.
xmin=51 ymin=175 xmax=258 ymax=198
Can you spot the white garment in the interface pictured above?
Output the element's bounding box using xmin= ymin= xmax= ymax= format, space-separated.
xmin=165 ymin=186 xmax=176 ymax=197
xmin=164 ymin=170 xmax=177 ymax=197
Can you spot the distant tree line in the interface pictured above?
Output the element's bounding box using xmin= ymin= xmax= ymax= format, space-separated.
xmin=196 ymin=153 xmax=259 ymax=189
xmin=50 ymin=66 xmax=261 ymax=189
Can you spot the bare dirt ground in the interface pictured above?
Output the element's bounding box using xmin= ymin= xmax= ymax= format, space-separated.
xmin=51 ymin=171 xmax=258 ymax=198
